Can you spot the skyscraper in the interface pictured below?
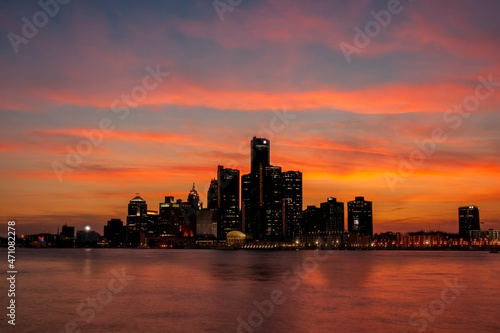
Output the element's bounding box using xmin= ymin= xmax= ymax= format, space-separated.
xmin=207 ymin=178 xmax=218 ymax=210
xmin=126 ymin=195 xmax=149 ymax=244
xmin=242 ymin=137 xmax=302 ymax=240
xmin=128 ymin=195 xmax=147 ymax=217
xmin=458 ymin=205 xmax=480 ymax=239
xmin=217 ymin=165 xmax=240 ymax=239
xmin=262 ymin=165 xmax=283 ymax=239
xmin=321 ymin=197 xmax=344 ymax=234
xmin=347 ymin=196 xmax=373 ymax=236
xmin=250 ymin=137 xmax=270 ymax=174
xmin=282 ymin=171 xmax=303 ymax=238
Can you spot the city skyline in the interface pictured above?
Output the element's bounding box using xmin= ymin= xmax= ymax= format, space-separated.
xmin=6 ymin=136 xmax=492 ymax=238
xmin=1 ymin=0 xmax=500 ymax=236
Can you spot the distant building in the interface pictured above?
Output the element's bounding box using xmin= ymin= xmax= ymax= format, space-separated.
xmin=242 ymin=137 xmax=271 ymax=239
xmin=207 ymin=179 xmax=218 ymax=210
xmin=241 ymin=137 xmax=302 ymax=241
xmin=104 ymin=219 xmax=126 ymax=246
xmin=282 ymin=171 xmax=303 ymax=238
xmin=187 ymin=183 xmax=202 ymax=210
xmin=158 ymin=195 xmax=196 ymax=238
xmin=321 ymin=197 xmax=344 ymax=234
xmin=303 ymin=205 xmax=323 ymax=233
xmin=126 ymin=195 xmax=149 ymax=244
xmin=347 ymin=196 xmax=373 ymax=237
xmin=250 ymin=136 xmax=270 ymax=174
xmin=76 ymin=228 xmax=100 ymax=245
xmin=60 ymin=225 xmax=74 ymax=239
xmin=196 ymin=209 xmax=217 ymax=236
xmin=217 ymin=165 xmax=240 ymax=239
xmin=25 ymin=233 xmax=59 ymax=247
xmin=262 ymin=165 xmax=283 ymax=239
xmin=459 ymin=206 xmax=480 ymax=239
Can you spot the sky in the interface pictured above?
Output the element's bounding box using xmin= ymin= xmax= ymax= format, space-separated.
xmin=1 ymin=0 xmax=499 ymax=236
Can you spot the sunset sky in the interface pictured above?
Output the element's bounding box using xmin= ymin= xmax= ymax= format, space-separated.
xmin=1 ymin=0 xmax=499 ymax=236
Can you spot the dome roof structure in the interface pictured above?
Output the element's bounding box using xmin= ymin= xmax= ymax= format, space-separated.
xmin=226 ymin=231 xmax=247 ymax=247
xmin=226 ymin=231 xmax=246 ymax=239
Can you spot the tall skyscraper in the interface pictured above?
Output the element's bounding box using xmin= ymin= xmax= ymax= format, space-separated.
xmin=217 ymin=165 xmax=240 ymax=239
xmin=250 ymin=137 xmax=270 ymax=174
xmin=126 ymin=195 xmax=149 ymax=243
xmin=207 ymin=178 xmax=218 ymax=210
xmin=242 ymin=137 xmax=302 ymax=240
xmin=321 ymin=197 xmax=344 ymax=234
xmin=458 ymin=205 xmax=480 ymax=239
xmin=128 ymin=195 xmax=147 ymax=217
xmin=262 ymin=165 xmax=283 ymax=239
xmin=282 ymin=171 xmax=303 ymax=238
xmin=347 ymin=196 xmax=373 ymax=236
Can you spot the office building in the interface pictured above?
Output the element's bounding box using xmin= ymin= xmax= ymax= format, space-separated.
xmin=207 ymin=179 xmax=218 ymax=210
xmin=60 ymin=225 xmax=75 ymax=239
xmin=217 ymin=165 xmax=240 ymax=239
xmin=282 ymin=171 xmax=303 ymax=238
xmin=347 ymin=196 xmax=373 ymax=236
xmin=303 ymin=205 xmax=323 ymax=233
xmin=126 ymin=195 xmax=150 ymax=244
xmin=104 ymin=219 xmax=126 ymax=246
xmin=321 ymin=197 xmax=344 ymax=234
xmin=458 ymin=205 xmax=480 ymax=239
xmin=242 ymin=137 xmax=302 ymax=241
xmin=250 ymin=137 xmax=270 ymax=174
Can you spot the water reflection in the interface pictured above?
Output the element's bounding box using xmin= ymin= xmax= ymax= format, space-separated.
xmin=5 ymin=249 xmax=499 ymax=333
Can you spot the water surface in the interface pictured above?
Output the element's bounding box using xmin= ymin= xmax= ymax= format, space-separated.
xmin=1 ymin=249 xmax=499 ymax=332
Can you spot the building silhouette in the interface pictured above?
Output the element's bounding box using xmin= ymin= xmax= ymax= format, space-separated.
xmin=321 ymin=197 xmax=344 ymax=234
xmin=282 ymin=171 xmax=303 ymax=238
xmin=126 ymin=195 xmax=149 ymax=244
xmin=158 ymin=194 xmax=197 ymax=238
xmin=207 ymin=178 xmax=218 ymax=210
xmin=104 ymin=219 xmax=126 ymax=246
xmin=250 ymin=137 xmax=270 ymax=174
xmin=60 ymin=224 xmax=75 ymax=239
xmin=187 ymin=183 xmax=202 ymax=210
xmin=242 ymin=137 xmax=302 ymax=241
xmin=242 ymin=137 xmax=270 ymax=238
xmin=347 ymin=196 xmax=373 ymax=236
xmin=217 ymin=165 xmax=240 ymax=239
xmin=303 ymin=205 xmax=323 ymax=233
xmin=459 ymin=205 xmax=480 ymax=239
